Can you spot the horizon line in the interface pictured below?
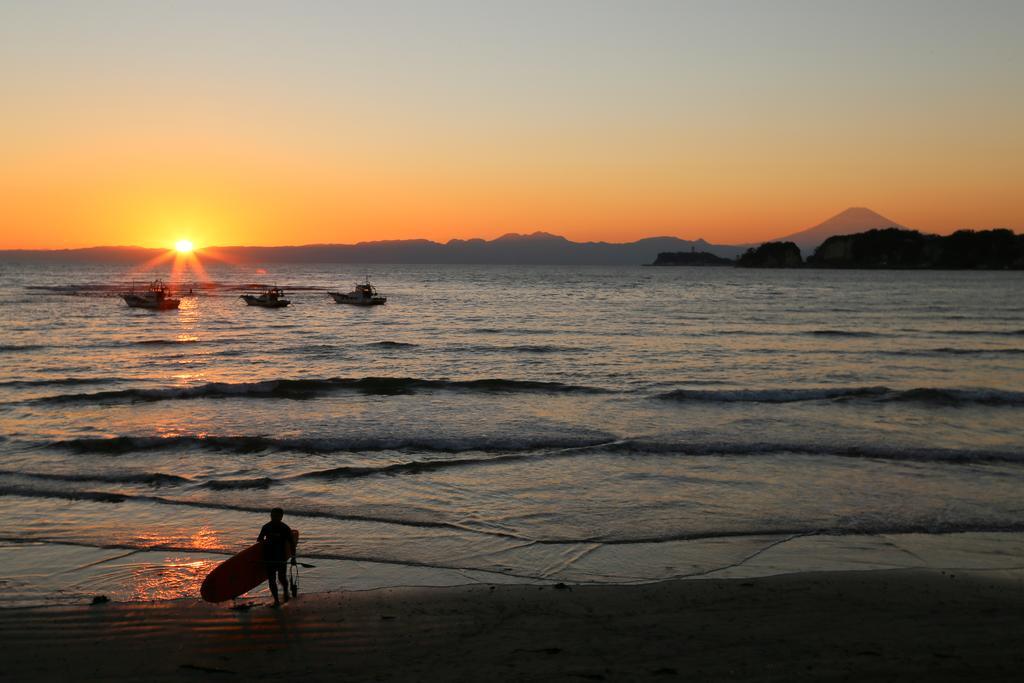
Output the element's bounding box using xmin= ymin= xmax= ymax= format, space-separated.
xmin=0 ymin=232 xmax=724 ymax=252
xmin=5 ymin=224 xmax=1019 ymax=253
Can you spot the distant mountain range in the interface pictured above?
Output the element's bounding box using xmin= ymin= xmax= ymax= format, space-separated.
xmin=0 ymin=232 xmax=747 ymax=265
xmin=0 ymin=208 xmax=963 ymax=265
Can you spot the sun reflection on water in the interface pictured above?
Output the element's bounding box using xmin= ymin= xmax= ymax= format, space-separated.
xmin=47 ymin=526 xmax=233 ymax=602
xmin=123 ymin=555 xmax=219 ymax=602
xmin=129 ymin=525 xmax=223 ymax=552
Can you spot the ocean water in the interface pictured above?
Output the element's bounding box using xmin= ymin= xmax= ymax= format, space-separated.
xmin=1 ymin=262 xmax=1023 ymax=605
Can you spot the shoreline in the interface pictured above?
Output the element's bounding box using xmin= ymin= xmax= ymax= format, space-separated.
xmin=3 ymin=569 xmax=1022 ymax=681
xmin=4 ymin=530 xmax=1024 ymax=609
xmin=5 ymin=530 xmax=1024 ymax=609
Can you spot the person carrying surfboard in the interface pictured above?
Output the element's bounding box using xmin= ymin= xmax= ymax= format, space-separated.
xmin=258 ymin=507 xmax=298 ymax=607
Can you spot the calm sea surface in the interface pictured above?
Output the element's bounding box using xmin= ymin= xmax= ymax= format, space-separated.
xmin=1 ymin=263 xmax=1023 ymax=605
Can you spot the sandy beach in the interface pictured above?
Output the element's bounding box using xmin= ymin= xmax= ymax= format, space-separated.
xmin=3 ymin=569 xmax=1022 ymax=682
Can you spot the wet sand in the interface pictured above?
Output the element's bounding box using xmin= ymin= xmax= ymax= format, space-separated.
xmin=2 ymin=569 xmax=1022 ymax=682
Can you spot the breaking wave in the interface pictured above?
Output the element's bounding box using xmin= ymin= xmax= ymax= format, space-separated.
xmin=604 ymin=440 xmax=1024 ymax=463
xmin=0 ymin=377 xmax=121 ymax=389
xmin=882 ymin=347 xmax=1024 ymax=357
xmin=0 ymin=469 xmax=190 ymax=486
xmin=291 ymin=453 xmax=533 ymax=480
xmin=33 ymin=376 xmax=609 ymax=405
xmin=45 ymin=433 xmax=618 ymax=455
xmin=279 ymin=442 xmax=1024 ymax=479
xmin=133 ymin=338 xmax=200 ymax=346
xmin=807 ymin=329 xmax=885 ymax=337
xmin=887 ymin=387 xmax=1024 ymax=407
xmin=656 ymin=386 xmax=1024 ymax=407
xmin=940 ymin=329 xmax=1024 ymax=336
xmin=366 ymin=341 xmax=419 ymax=348
xmin=451 ymin=343 xmax=584 ymax=354
xmin=40 ymin=434 xmax=1024 ymax=466
xmin=198 ymin=477 xmax=274 ymax=490
xmin=468 ymin=327 xmax=555 ymax=335
xmin=0 ymin=344 xmax=48 ymax=352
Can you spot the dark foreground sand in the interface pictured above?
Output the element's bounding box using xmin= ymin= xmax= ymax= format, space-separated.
xmin=2 ymin=570 xmax=1022 ymax=682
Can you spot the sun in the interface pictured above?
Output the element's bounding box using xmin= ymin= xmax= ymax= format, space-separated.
xmin=175 ymin=239 xmax=194 ymax=253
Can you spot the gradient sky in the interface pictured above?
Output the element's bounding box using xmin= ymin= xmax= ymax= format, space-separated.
xmin=2 ymin=0 xmax=1022 ymax=249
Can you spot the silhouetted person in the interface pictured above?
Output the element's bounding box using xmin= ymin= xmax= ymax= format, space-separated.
xmin=258 ymin=507 xmax=297 ymax=606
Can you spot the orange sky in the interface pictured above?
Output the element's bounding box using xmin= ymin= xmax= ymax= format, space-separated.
xmin=2 ymin=2 xmax=1022 ymax=250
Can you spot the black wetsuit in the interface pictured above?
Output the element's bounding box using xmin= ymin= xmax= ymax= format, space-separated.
xmin=258 ymin=520 xmax=295 ymax=601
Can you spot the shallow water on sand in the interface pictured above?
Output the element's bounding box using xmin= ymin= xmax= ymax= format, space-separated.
xmin=1 ymin=263 xmax=1023 ymax=604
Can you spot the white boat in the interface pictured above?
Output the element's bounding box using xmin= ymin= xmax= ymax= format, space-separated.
xmin=122 ymin=280 xmax=180 ymax=310
xmin=241 ymin=287 xmax=290 ymax=308
xmin=328 ymin=279 xmax=386 ymax=306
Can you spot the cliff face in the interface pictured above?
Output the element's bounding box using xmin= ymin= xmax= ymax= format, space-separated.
xmin=736 ymin=242 xmax=803 ymax=268
xmin=649 ymin=251 xmax=734 ymax=266
xmin=808 ymin=228 xmax=1024 ymax=269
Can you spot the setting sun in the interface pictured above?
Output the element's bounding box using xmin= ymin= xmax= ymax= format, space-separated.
xmin=175 ymin=239 xmax=194 ymax=253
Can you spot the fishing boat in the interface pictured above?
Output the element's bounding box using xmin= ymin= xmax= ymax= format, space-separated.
xmin=121 ymin=280 xmax=180 ymax=310
xmin=328 ymin=278 xmax=387 ymax=306
xmin=241 ymin=287 xmax=290 ymax=308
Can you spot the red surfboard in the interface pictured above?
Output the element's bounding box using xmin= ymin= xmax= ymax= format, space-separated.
xmin=201 ymin=529 xmax=299 ymax=602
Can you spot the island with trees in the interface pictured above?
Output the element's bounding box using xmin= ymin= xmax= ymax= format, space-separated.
xmin=734 ymin=228 xmax=1023 ymax=269
xmin=735 ymin=241 xmax=803 ymax=268
xmin=648 ymin=251 xmax=735 ymax=266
